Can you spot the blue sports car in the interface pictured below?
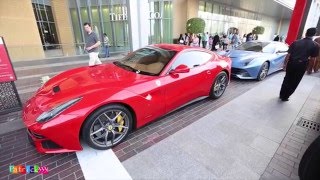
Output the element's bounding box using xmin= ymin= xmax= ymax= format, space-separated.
xmin=219 ymin=41 xmax=288 ymax=80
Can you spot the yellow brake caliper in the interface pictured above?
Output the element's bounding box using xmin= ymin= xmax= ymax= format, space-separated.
xmin=116 ymin=115 xmax=125 ymax=132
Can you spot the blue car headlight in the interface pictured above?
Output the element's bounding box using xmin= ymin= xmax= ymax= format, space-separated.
xmin=36 ymin=97 xmax=82 ymax=122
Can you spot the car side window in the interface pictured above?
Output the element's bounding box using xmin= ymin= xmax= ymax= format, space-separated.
xmin=278 ymin=44 xmax=289 ymax=52
xmin=171 ymin=51 xmax=212 ymax=70
xmin=262 ymin=43 xmax=276 ymax=53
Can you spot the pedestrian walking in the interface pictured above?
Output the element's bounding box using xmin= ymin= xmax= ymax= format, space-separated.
xmin=198 ymin=34 xmax=202 ymax=47
xmin=184 ymin=33 xmax=189 ymax=45
xmin=279 ymin=28 xmax=319 ymax=101
xmin=103 ymin=33 xmax=110 ymax=57
xmin=246 ymin=33 xmax=253 ymax=42
xmin=221 ymin=35 xmax=228 ymax=50
xmin=211 ymin=33 xmax=220 ymax=51
xmin=231 ymin=32 xmax=240 ymax=49
xmin=202 ymin=32 xmax=209 ymax=48
xmin=312 ymin=36 xmax=320 ymax=73
xmin=84 ymin=22 xmax=102 ymax=66
xmin=274 ymin=35 xmax=280 ymax=41
xmin=191 ymin=34 xmax=199 ymax=47
xmin=178 ymin=34 xmax=185 ymax=44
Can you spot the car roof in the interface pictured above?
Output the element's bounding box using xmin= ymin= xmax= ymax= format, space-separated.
xmin=245 ymin=40 xmax=288 ymax=46
xmin=151 ymin=44 xmax=195 ymax=52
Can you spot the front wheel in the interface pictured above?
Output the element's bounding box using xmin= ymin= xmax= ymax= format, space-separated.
xmin=257 ymin=62 xmax=269 ymax=81
xmin=209 ymin=71 xmax=228 ymax=99
xmin=82 ymin=105 xmax=133 ymax=150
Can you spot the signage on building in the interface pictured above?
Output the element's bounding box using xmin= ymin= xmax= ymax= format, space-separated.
xmin=149 ymin=11 xmax=162 ymax=19
xmin=110 ymin=7 xmax=128 ymax=21
xmin=0 ymin=37 xmax=17 ymax=82
xmin=109 ymin=7 xmax=162 ymax=21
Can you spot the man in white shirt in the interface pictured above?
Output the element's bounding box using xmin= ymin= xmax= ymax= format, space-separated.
xmin=202 ymin=32 xmax=209 ymax=48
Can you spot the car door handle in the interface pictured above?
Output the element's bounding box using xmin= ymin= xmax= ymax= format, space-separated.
xmin=206 ymin=70 xmax=211 ymax=74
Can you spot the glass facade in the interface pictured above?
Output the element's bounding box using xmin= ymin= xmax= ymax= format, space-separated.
xmin=32 ymin=0 xmax=59 ymax=50
xmin=198 ymin=0 xmax=262 ymax=36
xmin=68 ymin=0 xmax=130 ymax=53
xmin=148 ymin=0 xmax=173 ymax=44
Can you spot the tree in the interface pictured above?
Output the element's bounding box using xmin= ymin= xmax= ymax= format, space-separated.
xmin=186 ymin=18 xmax=206 ymax=34
xmin=252 ymin=26 xmax=265 ymax=35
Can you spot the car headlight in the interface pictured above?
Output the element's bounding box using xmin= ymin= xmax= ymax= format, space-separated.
xmin=36 ymin=97 xmax=82 ymax=122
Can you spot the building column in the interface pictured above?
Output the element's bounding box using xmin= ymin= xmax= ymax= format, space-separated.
xmin=173 ymin=0 xmax=188 ymax=37
xmin=51 ymin=0 xmax=76 ymax=57
xmin=187 ymin=0 xmax=199 ymax=19
xmin=0 ymin=0 xmax=44 ymax=61
xmin=173 ymin=0 xmax=199 ymax=36
xmin=302 ymin=0 xmax=320 ymax=35
xmin=128 ymin=0 xmax=149 ymax=51
xmin=285 ymin=0 xmax=311 ymax=45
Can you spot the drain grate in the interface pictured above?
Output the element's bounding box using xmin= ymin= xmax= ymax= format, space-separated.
xmin=297 ymin=118 xmax=320 ymax=132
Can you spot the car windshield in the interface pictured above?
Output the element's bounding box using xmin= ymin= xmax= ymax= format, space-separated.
xmin=114 ymin=47 xmax=176 ymax=76
xmin=236 ymin=41 xmax=269 ymax=52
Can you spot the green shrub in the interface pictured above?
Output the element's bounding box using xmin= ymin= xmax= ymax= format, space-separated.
xmin=252 ymin=26 xmax=265 ymax=34
xmin=186 ymin=18 xmax=206 ymax=34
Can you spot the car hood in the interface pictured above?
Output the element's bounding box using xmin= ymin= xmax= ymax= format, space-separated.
xmin=223 ymin=50 xmax=263 ymax=60
xmin=29 ymin=62 xmax=155 ymax=111
xmin=220 ymin=50 xmax=265 ymax=67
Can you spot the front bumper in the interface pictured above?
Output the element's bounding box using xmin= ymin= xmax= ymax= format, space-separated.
xmin=231 ymin=68 xmax=255 ymax=79
xmin=22 ymin=98 xmax=84 ymax=153
xmin=26 ymin=128 xmax=77 ymax=153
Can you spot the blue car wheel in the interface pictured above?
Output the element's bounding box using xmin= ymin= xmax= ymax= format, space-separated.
xmin=257 ymin=62 xmax=269 ymax=81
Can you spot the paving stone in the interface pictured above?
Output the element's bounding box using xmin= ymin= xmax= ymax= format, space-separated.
xmin=273 ymin=154 xmax=295 ymax=167
xmin=250 ymin=135 xmax=279 ymax=157
xmin=260 ymin=172 xmax=277 ymax=180
xmin=271 ymin=169 xmax=292 ymax=180
xmin=269 ymin=160 xmax=292 ymax=176
xmin=277 ymin=146 xmax=299 ymax=158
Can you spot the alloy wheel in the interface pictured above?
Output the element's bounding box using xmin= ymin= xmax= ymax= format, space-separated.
xmin=258 ymin=62 xmax=269 ymax=81
xmin=89 ymin=110 xmax=130 ymax=148
xmin=213 ymin=73 xmax=227 ymax=97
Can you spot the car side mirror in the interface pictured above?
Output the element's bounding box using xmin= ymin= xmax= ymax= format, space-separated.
xmin=170 ymin=64 xmax=190 ymax=74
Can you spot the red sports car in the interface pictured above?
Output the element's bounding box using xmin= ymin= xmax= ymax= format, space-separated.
xmin=23 ymin=44 xmax=231 ymax=153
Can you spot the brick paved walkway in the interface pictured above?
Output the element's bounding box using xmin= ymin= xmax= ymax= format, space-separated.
xmin=0 ymin=129 xmax=84 ymax=180
xmin=261 ymin=80 xmax=320 ymax=180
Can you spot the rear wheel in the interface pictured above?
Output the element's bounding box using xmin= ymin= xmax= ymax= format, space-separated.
xmin=209 ymin=71 xmax=228 ymax=99
xmin=82 ymin=104 xmax=133 ymax=150
xmin=257 ymin=62 xmax=269 ymax=81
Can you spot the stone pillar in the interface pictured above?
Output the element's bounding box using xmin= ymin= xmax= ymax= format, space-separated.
xmin=187 ymin=0 xmax=199 ymax=19
xmin=128 ymin=0 xmax=149 ymax=51
xmin=285 ymin=0 xmax=310 ymax=45
xmin=173 ymin=0 xmax=199 ymax=36
xmin=0 ymin=0 xmax=45 ymax=61
xmin=173 ymin=0 xmax=188 ymax=36
xmin=302 ymin=0 xmax=320 ymax=35
xmin=51 ymin=0 xmax=76 ymax=57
